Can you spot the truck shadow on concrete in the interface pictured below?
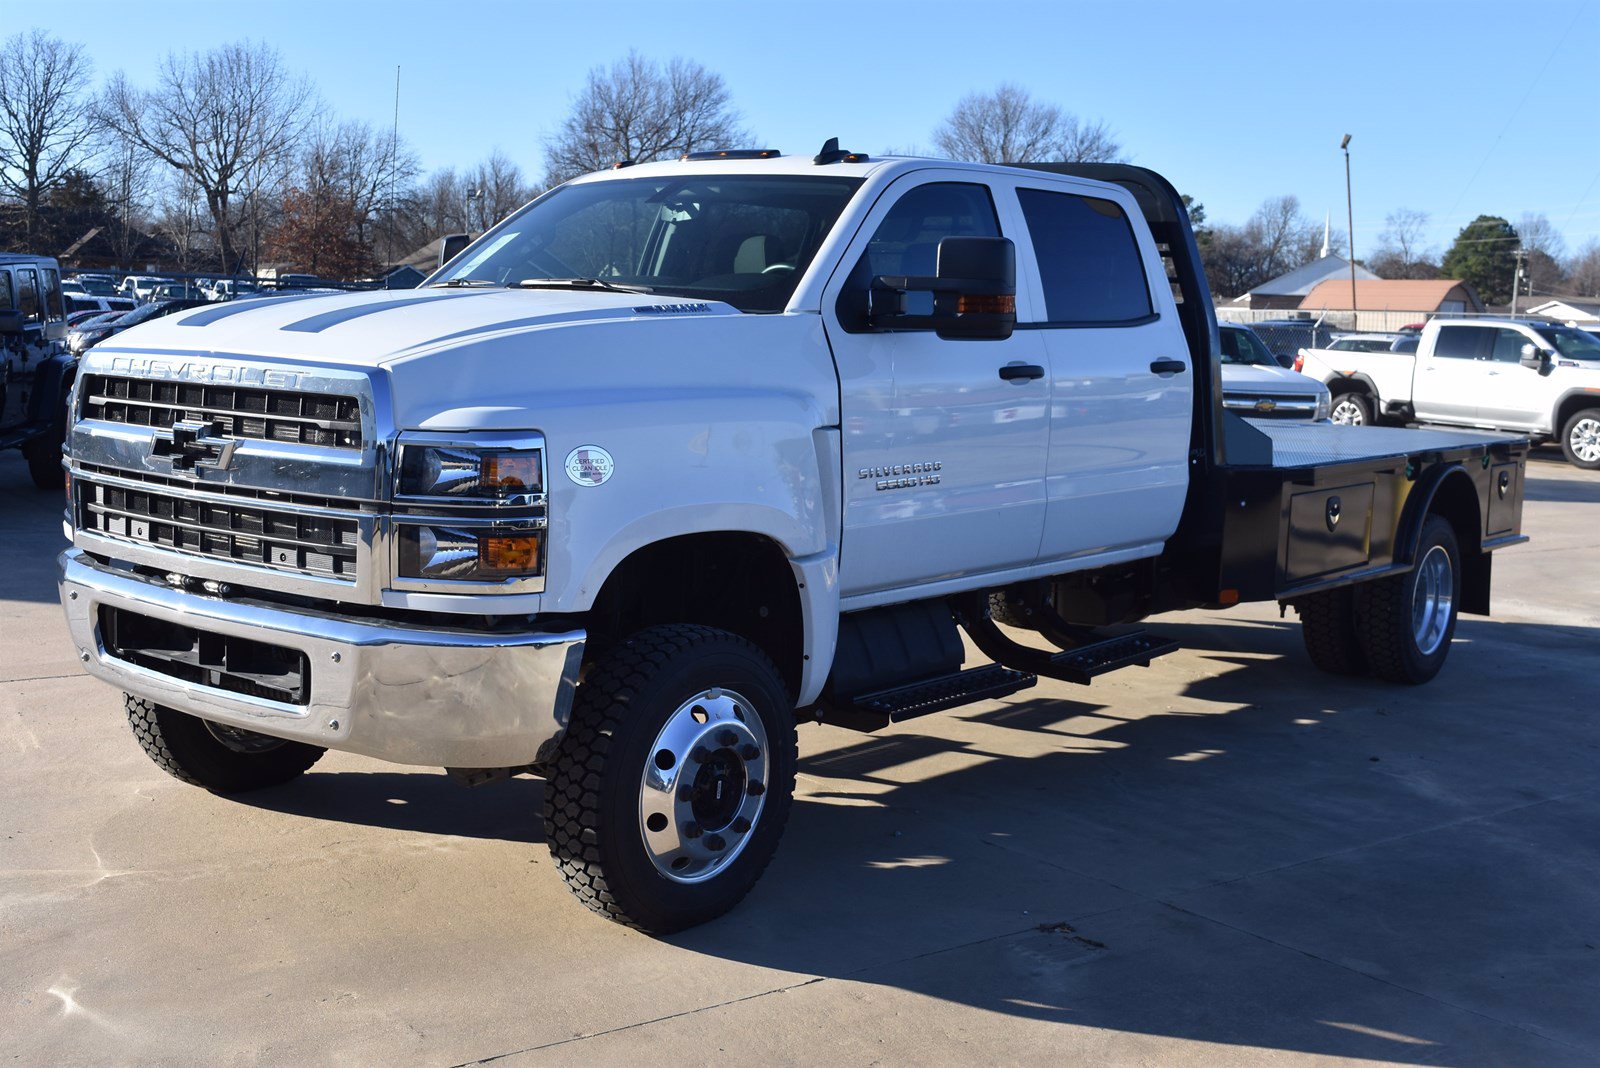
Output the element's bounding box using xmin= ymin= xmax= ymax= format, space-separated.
xmin=236 ymin=612 xmax=1599 ymax=1063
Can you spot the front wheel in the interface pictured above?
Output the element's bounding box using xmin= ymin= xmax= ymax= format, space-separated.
xmin=1329 ymin=392 xmax=1373 ymax=426
xmin=125 ymin=694 xmax=325 ymax=792
xmin=1560 ymin=407 xmax=1600 ymax=470
xmin=541 ymin=624 xmax=797 ymax=933
xmin=1354 ymin=515 xmax=1461 ymax=684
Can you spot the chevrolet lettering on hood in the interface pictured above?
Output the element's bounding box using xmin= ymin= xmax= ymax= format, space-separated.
xmin=107 ymin=355 xmax=307 ymax=391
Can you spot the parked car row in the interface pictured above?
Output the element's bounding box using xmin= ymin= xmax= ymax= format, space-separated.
xmin=65 ymin=298 xmax=209 ymax=354
xmin=1296 ymin=317 xmax=1600 ymax=467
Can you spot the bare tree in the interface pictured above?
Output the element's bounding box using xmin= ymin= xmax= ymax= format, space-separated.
xmin=153 ymin=170 xmax=209 ymax=271
xmin=1370 ymin=208 xmax=1438 ymax=279
xmin=302 ymin=119 xmax=417 ymax=258
xmin=1566 ymin=238 xmax=1600 ymax=298
xmin=468 ymin=150 xmax=535 ymax=231
xmin=543 ymin=52 xmax=747 ymax=185
xmin=101 ymin=42 xmax=315 ymax=273
xmin=99 ymin=137 xmax=152 ymax=266
xmin=0 ymin=30 xmax=98 ymax=243
xmin=932 ymin=84 xmax=1123 ymax=164
xmin=1517 ymin=212 xmax=1567 ymax=295
xmin=1197 ymin=196 xmax=1330 ymax=299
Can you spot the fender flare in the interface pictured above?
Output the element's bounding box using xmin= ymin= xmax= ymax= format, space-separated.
xmin=1394 ymin=462 xmax=1493 ymax=614
xmin=1395 ymin=463 xmax=1480 ymax=564
xmin=1326 ymin=371 xmax=1382 ymax=405
xmin=24 ymin=349 xmax=78 ymax=426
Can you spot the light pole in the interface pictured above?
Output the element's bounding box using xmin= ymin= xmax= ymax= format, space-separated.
xmin=465 ymin=187 xmax=485 ymax=233
xmin=1341 ymin=134 xmax=1356 ymax=326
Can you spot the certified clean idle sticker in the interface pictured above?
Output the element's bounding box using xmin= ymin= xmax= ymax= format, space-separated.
xmin=564 ymin=445 xmax=615 ymax=487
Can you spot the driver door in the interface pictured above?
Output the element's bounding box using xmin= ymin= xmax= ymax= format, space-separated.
xmin=822 ymin=173 xmax=1051 ymax=602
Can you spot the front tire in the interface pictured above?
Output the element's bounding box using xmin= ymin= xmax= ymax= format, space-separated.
xmin=125 ymin=694 xmax=325 ymax=792
xmin=1354 ymin=516 xmax=1461 ymax=684
xmin=1560 ymin=407 xmax=1600 ymax=470
xmin=1329 ymin=392 xmax=1373 ymax=427
xmin=22 ymin=431 xmax=64 ymax=490
xmin=542 ymin=624 xmax=797 ymax=933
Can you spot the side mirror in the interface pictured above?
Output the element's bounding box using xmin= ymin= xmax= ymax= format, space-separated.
xmin=1519 ymin=342 xmax=1552 ymax=373
xmin=0 ymin=309 xmax=23 ymax=336
xmin=868 ymin=236 xmax=1016 ymax=341
xmin=439 ymin=233 xmax=473 ymax=269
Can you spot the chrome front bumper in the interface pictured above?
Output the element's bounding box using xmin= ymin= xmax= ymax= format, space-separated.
xmin=58 ymin=549 xmax=585 ymax=768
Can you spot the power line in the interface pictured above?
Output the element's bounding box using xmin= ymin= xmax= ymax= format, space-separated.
xmin=1443 ymin=0 xmax=1588 ymax=225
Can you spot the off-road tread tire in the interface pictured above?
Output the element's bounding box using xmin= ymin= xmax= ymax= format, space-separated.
xmin=124 ymin=694 xmax=325 ymax=792
xmin=988 ymin=590 xmax=1036 ymax=630
xmin=1297 ymin=587 xmax=1368 ymax=676
xmin=1560 ymin=407 xmax=1600 ymax=470
xmin=1354 ymin=516 xmax=1460 ymax=685
xmin=541 ymin=624 xmax=796 ymax=934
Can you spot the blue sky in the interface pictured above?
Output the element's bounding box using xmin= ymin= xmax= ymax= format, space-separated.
xmin=28 ymin=0 xmax=1600 ymax=257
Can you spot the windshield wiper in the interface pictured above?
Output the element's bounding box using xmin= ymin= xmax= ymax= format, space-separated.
xmin=431 ymin=278 xmax=500 ymax=288
xmin=512 ymin=277 xmax=654 ymax=294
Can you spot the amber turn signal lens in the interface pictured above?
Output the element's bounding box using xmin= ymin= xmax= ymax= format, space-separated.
xmin=478 ymin=533 xmax=541 ymax=576
xmin=480 ymin=454 xmax=541 ymax=493
xmin=957 ymin=294 xmax=1016 ymax=315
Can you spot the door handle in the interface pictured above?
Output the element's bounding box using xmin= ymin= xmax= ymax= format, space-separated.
xmin=999 ymin=363 xmax=1045 ymax=382
xmin=1149 ymin=358 xmax=1187 ymax=375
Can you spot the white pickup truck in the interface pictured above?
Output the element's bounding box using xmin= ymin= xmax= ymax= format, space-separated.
xmin=57 ymin=151 xmax=1528 ymax=931
xmin=1299 ymin=317 xmax=1600 ymax=468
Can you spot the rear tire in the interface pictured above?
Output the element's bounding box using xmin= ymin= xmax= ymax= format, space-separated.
xmin=1560 ymin=407 xmax=1600 ymax=470
xmin=125 ymin=694 xmax=325 ymax=793
xmin=1297 ymin=587 xmax=1368 ymax=676
xmin=1329 ymin=392 xmax=1373 ymax=427
xmin=1354 ymin=516 xmax=1461 ymax=684
xmin=541 ymin=624 xmax=796 ymax=933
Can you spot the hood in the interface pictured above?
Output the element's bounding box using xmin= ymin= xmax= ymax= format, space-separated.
xmin=91 ymin=287 xmax=739 ymax=369
xmin=1219 ymin=362 xmax=1326 ymax=395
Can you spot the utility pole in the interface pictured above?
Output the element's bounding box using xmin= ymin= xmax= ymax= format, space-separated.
xmin=1341 ymin=134 xmax=1356 ymax=328
xmin=1510 ymin=247 xmax=1527 ymax=315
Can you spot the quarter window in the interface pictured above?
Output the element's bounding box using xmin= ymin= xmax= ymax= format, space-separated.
xmin=1018 ymin=188 xmax=1152 ymax=324
xmin=0 ymin=272 xmax=12 ymax=310
xmin=16 ymin=269 xmax=39 ymax=321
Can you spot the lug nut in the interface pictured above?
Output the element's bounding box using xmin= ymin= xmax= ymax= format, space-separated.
xmin=704 ymin=834 xmax=726 ymax=852
xmin=731 ymin=817 xmax=751 ymax=834
xmin=690 ymin=746 xmax=711 ymax=763
xmin=739 ymin=744 xmax=760 ymax=761
xmin=677 ymin=785 xmax=693 ymax=802
xmin=717 ymin=729 xmax=737 ymax=746
xmin=746 ymin=781 xmax=765 ymax=797
xmin=683 ymin=821 xmax=702 ymax=839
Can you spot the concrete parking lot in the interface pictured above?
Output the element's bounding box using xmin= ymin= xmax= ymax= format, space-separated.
xmin=3 ymin=450 xmax=1597 ymax=1067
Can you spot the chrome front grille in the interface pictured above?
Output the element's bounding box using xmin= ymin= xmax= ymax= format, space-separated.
xmin=1222 ymin=392 xmax=1320 ymax=420
xmin=77 ymin=476 xmax=360 ymax=581
xmin=81 ymin=373 xmax=363 ymax=448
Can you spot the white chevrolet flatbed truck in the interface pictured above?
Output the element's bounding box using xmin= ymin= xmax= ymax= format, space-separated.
xmin=1298 ymin=317 xmax=1600 ymax=467
xmin=57 ymin=150 xmax=1529 ymax=931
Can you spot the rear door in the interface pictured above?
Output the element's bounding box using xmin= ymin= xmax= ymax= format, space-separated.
xmin=823 ymin=172 xmax=1052 ymax=600
xmin=1415 ymin=324 xmax=1491 ymax=423
xmin=1011 ymin=178 xmax=1192 ymax=565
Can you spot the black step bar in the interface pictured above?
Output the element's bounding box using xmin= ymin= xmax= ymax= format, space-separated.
xmin=951 ymin=593 xmax=1178 ymax=685
xmin=829 ymin=663 xmax=1037 ymax=732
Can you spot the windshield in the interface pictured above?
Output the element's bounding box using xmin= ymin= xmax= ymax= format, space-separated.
xmin=1219 ymin=326 xmax=1277 ymax=365
xmin=432 ymin=174 xmax=864 ymax=313
xmin=1536 ymin=325 xmax=1600 ymax=360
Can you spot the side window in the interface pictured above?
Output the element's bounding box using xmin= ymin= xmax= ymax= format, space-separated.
xmin=16 ymin=269 xmax=40 ymax=322
xmin=1490 ymin=328 xmax=1528 ymax=363
xmin=43 ymin=269 xmax=64 ymax=320
xmin=1434 ymin=326 xmax=1486 ymax=360
xmin=840 ymin=182 xmax=1000 ymax=327
xmin=1017 ymin=188 xmax=1152 ymax=324
xmin=0 ymin=271 xmax=12 ymax=310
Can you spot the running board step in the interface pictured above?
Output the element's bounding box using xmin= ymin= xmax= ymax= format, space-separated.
xmin=952 ymin=594 xmax=1179 ymax=685
xmin=1044 ymin=631 xmax=1180 ymax=684
xmin=827 ymin=663 xmax=1037 ymax=732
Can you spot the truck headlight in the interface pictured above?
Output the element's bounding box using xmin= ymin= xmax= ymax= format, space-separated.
xmin=397 ymin=445 xmax=542 ymax=502
xmin=397 ymin=524 xmax=543 ymax=580
xmin=1314 ymin=386 xmax=1332 ymax=422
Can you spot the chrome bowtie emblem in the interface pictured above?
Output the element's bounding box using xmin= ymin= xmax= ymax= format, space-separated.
xmin=1254 ymin=398 xmax=1278 ymax=413
xmin=152 ymin=420 xmax=237 ymax=473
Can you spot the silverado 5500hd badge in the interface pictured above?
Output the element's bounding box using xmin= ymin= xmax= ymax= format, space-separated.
xmin=859 ymin=461 xmax=942 ymax=491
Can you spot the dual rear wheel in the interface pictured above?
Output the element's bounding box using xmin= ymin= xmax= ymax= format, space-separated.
xmin=1298 ymin=514 xmax=1460 ymax=684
